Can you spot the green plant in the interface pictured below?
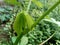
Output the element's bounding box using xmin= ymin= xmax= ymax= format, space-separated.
xmin=12 ymin=0 xmax=60 ymax=45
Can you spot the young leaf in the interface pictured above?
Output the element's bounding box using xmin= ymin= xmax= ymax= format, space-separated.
xmin=13 ymin=11 xmax=34 ymax=35
xmin=13 ymin=11 xmax=26 ymax=35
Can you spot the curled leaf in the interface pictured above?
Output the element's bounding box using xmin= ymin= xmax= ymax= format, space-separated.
xmin=13 ymin=11 xmax=26 ymax=35
xmin=13 ymin=11 xmax=34 ymax=35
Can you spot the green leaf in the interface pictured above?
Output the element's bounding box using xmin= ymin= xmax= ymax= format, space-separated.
xmin=20 ymin=36 xmax=28 ymax=45
xmin=12 ymin=36 xmax=17 ymax=43
xmin=25 ymin=13 xmax=34 ymax=29
xmin=32 ymin=0 xmax=43 ymax=8
xmin=13 ymin=11 xmax=26 ymax=35
xmin=13 ymin=11 xmax=34 ymax=35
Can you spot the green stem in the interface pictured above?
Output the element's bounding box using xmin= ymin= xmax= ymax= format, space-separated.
xmin=31 ymin=0 xmax=60 ymax=29
xmin=26 ymin=0 xmax=32 ymax=13
xmin=13 ymin=33 xmax=23 ymax=45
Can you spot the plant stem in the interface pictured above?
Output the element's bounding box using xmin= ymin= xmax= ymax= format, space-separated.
xmin=31 ymin=0 xmax=60 ymax=29
xmin=13 ymin=33 xmax=23 ymax=45
xmin=26 ymin=0 xmax=32 ymax=13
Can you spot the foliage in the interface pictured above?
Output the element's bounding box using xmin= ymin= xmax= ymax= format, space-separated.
xmin=13 ymin=0 xmax=60 ymax=45
xmin=0 ymin=0 xmax=60 ymax=45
